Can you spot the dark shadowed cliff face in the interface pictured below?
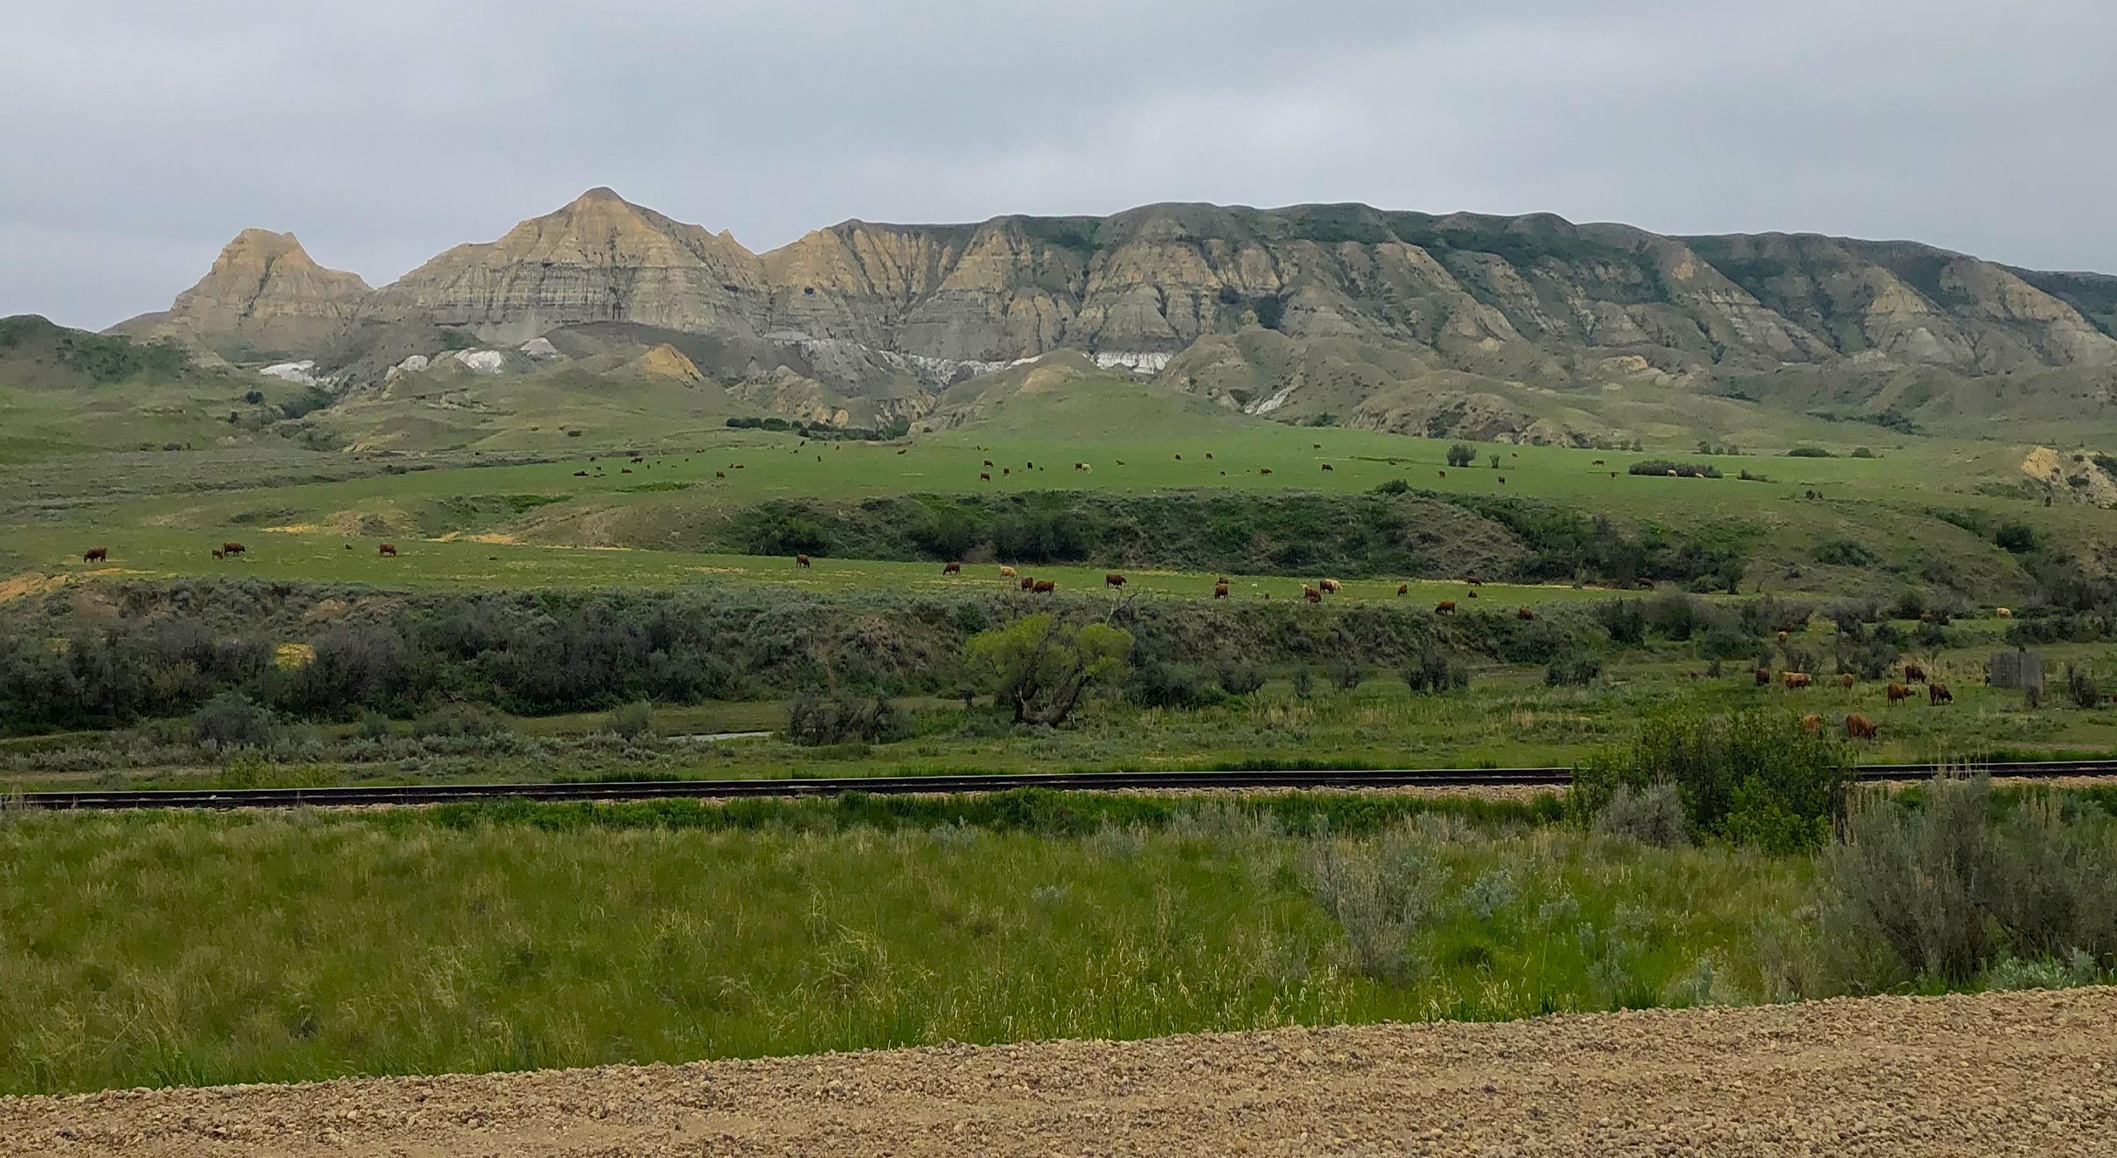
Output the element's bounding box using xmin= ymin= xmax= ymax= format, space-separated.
xmin=121 ymin=191 xmax=2117 ymax=430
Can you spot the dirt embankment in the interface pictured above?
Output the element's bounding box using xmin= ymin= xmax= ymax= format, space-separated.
xmin=5 ymin=987 xmax=2114 ymax=1156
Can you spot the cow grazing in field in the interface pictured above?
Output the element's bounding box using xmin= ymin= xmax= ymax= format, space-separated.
xmin=980 ymin=473 xmax=991 ymax=481
xmin=574 ymin=470 xmax=589 ymax=477
xmin=1105 ymin=573 xmax=1126 ymax=588
xmin=1782 ymin=672 xmax=1813 ymax=690
xmin=1259 ymin=468 xmax=1272 ymax=475
xmin=1174 ymin=454 xmax=1182 ymax=460
xmin=1397 ymin=583 xmax=1409 ymax=595
xmin=1638 ymin=578 xmax=1655 ymax=590
xmin=999 ymin=566 xmax=1017 ymax=579
xmin=1003 ymin=468 xmax=1010 ymax=476
xmin=1436 ymin=600 xmax=1457 ymax=614
xmin=1319 ymin=579 xmax=1341 ymax=594
xmin=1802 ymin=714 xmax=1823 ymax=734
xmin=1929 ymin=682 xmax=1954 ymax=705
xmin=82 ymin=547 xmax=107 ymax=563
xmin=1517 ymin=608 xmax=1535 ymax=621
xmin=1467 ymin=589 xmax=1478 ymax=598
xmin=621 ymin=468 xmax=633 ymax=474
xmin=1667 ymin=469 xmax=1680 ymax=478
xmin=1438 ymin=470 xmax=1446 ymax=480
xmin=1904 ymin=663 xmax=1927 ymax=684
xmin=631 ymin=456 xmax=644 ymax=464
xmin=1116 ymin=460 xmax=1125 ymax=466
xmin=983 ymin=460 xmax=993 ymax=467
xmin=796 ymin=554 xmax=811 ymax=568
xmin=1777 ymin=630 xmax=1789 ymax=643
xmin=1592 ymin=460 xmax=1605 ymax=466
xmin=897 ymin=448 xmax=908 ymax=455
xmin=378 ymin=544 xmax=398 ymax=557
xmin=1846 ymin=714 xmax=1877 ymax=739
xmin=1313 ymin=443 xmax=1322 ymax=449
xmin=1321 ymin=463 xmax=1333 ymax=471
xmin=221 ymin=542 xmax=246 ymax=556
xmin=1497 ymin=476 xmax=1505 ymax=484
xmin=943 ymin=562 xmax=962 ymax=575
xmin=1610 ymin=472 xmax=1618 ymax=478
xmin=1205 ymin=453 xmax=1213 ymax=459
xmin=1020 ymin=576 xmax=1037 ymax=590
xmin=1756 ymin=668 xmax=1772 ymax=686
xmin=1888 ymin=683 xmax=1913 ymax=703
xmin=1033 ymin=580 xmax=1056 ymax=594
xmin=716 ymin=471 xmax=726 ymax=479
xmin=1215 ymin=581 xmax=1230 ymax=599
xmin=211 ymin=549 xmax=224 ymax=560
xmin=1303 ymin=585 xmax=1322 ymax=603
xmin=1841 ymin=673 xmax=1856 ymax=689
xmin=1467 ymin=577 xmax=1483 ymax=587
xmin=1997 ymin=607 xmax=2012 ymax=618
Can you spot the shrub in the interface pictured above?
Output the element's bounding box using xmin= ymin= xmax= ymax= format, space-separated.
xmin=1445 ymin=443 xmax=1477 ymax=468
xmin=1291 ymin=667 xmax=1316 ymax=699
xmin=1328 ymin=656 xmax=1365 ymax=691
xmin=604 ymin=701 xmax=655 ymax=740
xmin=355 ymin=710 xmax=393 ymax=741
xmin=1596 ymin=599 xmax=1647 ymax=646
xmin=1216 ymin=661 xmax=1268 ymax=696
xmin=1592 ymin=782 xmax=1689 ymax=847
xmin=1813 ymin=539 xmax=1877 ymax=567
xmin=1996 ymin=522 xmax=2040 ymax=554
xmin=1819 ymin=777 xmax=2117 ymax=986
xmin=785 ymin=693 xmax=904 ymax=744
xmin=2067 ymin=664 xmax=2101 ymax=710
xmin=1371 ymin=478 xmax=1410 ymax=496
xmin=1573 ymin=710 xmax=1852 ymax=852
xmin=1124 ymin=661 xmax=1225 ymax=710
xmin=1399 ymin=643 xmax=1468 ymax=694
xmin=1300 ymin=831 xmax=1435 ymax=983
xmin=413 ymin=703 xmax=511 ymax=739
xmin=1787 ymin=446 xmax=1832 ymax=458
xmin=964 ymin=614 xmax=1133 ymax=725
xmin=1852 ymin=446 xmax=1875 ymax=458
xmin=191 ymin=693 xmax=275 ymax=749
xmin=1627 ymin=460 xmax=1722 ymax=479
xmin=1545 ymin=650 xmax=1603 ymax=687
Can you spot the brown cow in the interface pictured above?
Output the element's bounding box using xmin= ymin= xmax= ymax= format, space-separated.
xmin=1397 ymin=583 xmax=1409 ymax=595
xmin=1845 ymin=714 xmax=1877 ymax=739
xmin=1032 ymin=580 xmax=1056 ymax=594
xmin=999 ymin=566 xmax=1018 ymax=579
xmin=1214 ymin=581 xmax=1230 ymax=599
xmin=1303 ymin=585 xmax=1322 ymax=603
xmin=1592 ymin=460 xmax=1605 ymax=466
xmin=1782 ymin=672 xmax=1813 ymax=690
xmin=621 ymin=468 xmax=633 ymax=474
xmin=1205 ymin=453 xmax=1213 ymax=459
xmin=575 ymin=470 xmax=589 ymax=477
xmin=1436 ymin=600 xmax=1457 ymax=614
xmin=1887 ymin=683 xmax=1912 ymax=704
xmin=1929 ymin=682 xmax=1953 ymax=705
xmin=1904 ymin=663 xmax=1927 ymax=684
xmin=1497 ymin=476 xmax=1505 ymax=484
xmin=1439 ymin=471 xmax=1447 ymax=479
xmin=983 ymin=459 xmax=993 ymax=467
xmin=1259 ymin=468 xmax=1272 ymax=475
xmin=1840 ymin=673 xmax=1856 ymax=689
xmin=1321 ymin=463 xmax=1333 ymax=471
xmin=378 ymin=544 xmax=398 ymax=557
xmin=1801 ymin=714 xmax=1823 ymax=734
xmin=796 ymin=554 xmax=812 ymax=568
xmin=1019 ymin=576 xmax=1036 ymax=590
xmin=1756 ymin=668 xmax=1772 ymax=686
xmin=1319 ymin=578 xmax=1341 ymax=594
xmin=1116 ymin=459 xmax=1126 ymax=466
xmin=943 ymin=562 xmax=962 ymax=575
xmin=1105 ymin=573 xmax=1126 ymax=588
xmin=1996 ymin=607 xmax=2012 ymax=618
xmin=716 ymin=471 xmax=726 ymax=479
xmin=221 ymin=542 xmax=246 ymax=556
xmin=1467 ymin=577 xmax=1483 ymax=586
xmin=980 ymin=473 xmax=991 ymax=481
xmin=82 ymin=547 xmax=107 ymax=563
xmin=1610 ymin=471 xmax=1618 ymax=478
xmin=211 ymin=549 xmax=224 ymax=560
xmin=1467 ymin=590 xmax=1478 ymax=599
xmin=1776 ymin=630 xmax=1789 ymax=643
xmin=1517 ymin=608 xmax=1535 ymax=621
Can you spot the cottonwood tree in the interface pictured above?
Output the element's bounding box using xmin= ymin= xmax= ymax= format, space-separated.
xmin=964 ymin=614 xmax=1132 ymax=725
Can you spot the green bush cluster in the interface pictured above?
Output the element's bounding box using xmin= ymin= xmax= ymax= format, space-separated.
xmin=1573 ymin=711 xmax=1853 ymax=852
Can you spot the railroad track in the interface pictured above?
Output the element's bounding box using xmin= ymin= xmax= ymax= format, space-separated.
xmin=12 ymin=759 xmax=2117 ymax=811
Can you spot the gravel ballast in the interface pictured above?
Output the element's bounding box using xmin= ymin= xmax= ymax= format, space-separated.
xmin=6 ymin=987 xmax=2114 ymax=1156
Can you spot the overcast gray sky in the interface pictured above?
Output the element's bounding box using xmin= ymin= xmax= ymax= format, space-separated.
xmin=3 ymin=0 xmax=2112 ymax=329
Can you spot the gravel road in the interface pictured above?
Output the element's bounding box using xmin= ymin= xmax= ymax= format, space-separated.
xmin=7 ymin=987 xmax=2114 ymax=1156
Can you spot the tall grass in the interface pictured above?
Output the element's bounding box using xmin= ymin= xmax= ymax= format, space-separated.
xmin=0 ymin=801 xmax=1796 ymax=1095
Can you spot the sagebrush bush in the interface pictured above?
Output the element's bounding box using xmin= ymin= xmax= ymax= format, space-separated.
xmin=1124 ymin=661 xmax=1225 ymax=710
xmin=1300 ymin=831 xmax=1434 ymax=983
xmin=1545 ymin=650 xmax=1603 ymax=687
xmin=1819 ymin=777 xmax=2117 ymax=986
xmin=413 ymin=703 xmax=511 ymax=739
xmin=1399 ymin=642 xmax=1468 ymax=694
xmin=1216 ymin=661 xmax=1267 ymax=696
xmin=603 ymin=701 xmax=655 ymax=740
xmin=190 ymin=693 xmax=275 ymax=749
xmin=1593 ymin=782 xmax=1689 ymax=847
xmin=785 ymin=693 xmax=904 ymax=745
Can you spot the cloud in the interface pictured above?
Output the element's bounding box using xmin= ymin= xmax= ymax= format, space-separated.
xmin=2 ymin=0 xmax=2111 ymax=329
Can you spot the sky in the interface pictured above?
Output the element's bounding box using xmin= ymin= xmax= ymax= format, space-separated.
xmin=3 ymin=0 xmax=2113 ymax=330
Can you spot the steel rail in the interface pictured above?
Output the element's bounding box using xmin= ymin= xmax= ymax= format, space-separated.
xmin=11 ymin=759 xmax=2117 ymax=811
